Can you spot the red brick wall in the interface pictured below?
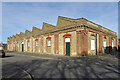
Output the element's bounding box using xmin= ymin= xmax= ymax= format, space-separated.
xmin=54 ymin=34 xmax=59 ymax=54
xmin=76 ymin=31 xmax=81 ymax=56
xmin=80 ymin=30 xmax=88 ymax=56
xmin=99 ymin=34 xmax=102 ymax=53
xmin=41 ymin=36 xmax=44 ymax=53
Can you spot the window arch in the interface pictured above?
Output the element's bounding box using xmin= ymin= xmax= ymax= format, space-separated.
xmin=90 ymin=33 xmax=96 ymax=37
xmin=35 ymin=39 xmax=38 ymax=46
xmin=46 ymin=37 xmax=51 ymax=47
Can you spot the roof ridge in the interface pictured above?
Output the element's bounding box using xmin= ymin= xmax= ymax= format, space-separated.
xmin=43 ymin=22 xmax=56 ymax=27
xmin=33 ymin=26 xmax=42 ymax=30
xmin=58 ymin=16 xmax=76 ymax=20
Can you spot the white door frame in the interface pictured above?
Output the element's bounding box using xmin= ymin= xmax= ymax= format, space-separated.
xmin=65 ymin=38 xmax=70 ymax=55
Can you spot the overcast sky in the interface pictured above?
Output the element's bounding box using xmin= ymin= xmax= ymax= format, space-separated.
xmin=2 ymin=2 xmax=118 ymax=43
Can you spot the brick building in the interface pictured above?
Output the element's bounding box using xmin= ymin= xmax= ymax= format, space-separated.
xmin=7 ymin=16 xmax=118 ymax=56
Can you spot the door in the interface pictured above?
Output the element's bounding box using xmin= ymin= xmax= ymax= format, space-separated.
xmin=22 ymin=44 xmax=24 ymax=52
xmin=65 ymin=38 xmax=70 ymax=55
xmin=21 ymin=42 xmax=24 ymax=52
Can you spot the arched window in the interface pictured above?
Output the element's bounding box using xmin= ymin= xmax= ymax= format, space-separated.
xmin=46 ymin=37 xmax=51 ymax=47
xmin=35 ymin=39 xmax=38 ymax=46
xmin=91 ymin=39 xmax=95 ymax=50
xmin=103 ymin=40 xmax=106 ymax=49
xmin=90 ymin=33 xmax=96 ymax=51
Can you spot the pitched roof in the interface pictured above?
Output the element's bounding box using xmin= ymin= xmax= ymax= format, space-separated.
xmin=20 ymin=32 xmax=25 ymax=38
xmin=8 ymin=16 xmax=117 ymax=41
xmin=56 ymin=16 xmax=78 ymax=28
xmin=42 ymin=22 xmax=55 ymax=33
xmin=25 ymin=30 xmax=32 ymax=37
xmin=32 ymin=26 xmax=42 ymax=36
xmin=56 ymin=16 xmax=116 ymax=36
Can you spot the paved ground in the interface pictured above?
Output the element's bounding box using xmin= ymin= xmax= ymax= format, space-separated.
xmin=1 ymin=51 xmax=120 ymax=79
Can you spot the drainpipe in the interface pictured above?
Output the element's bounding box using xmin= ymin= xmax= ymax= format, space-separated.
xmin=96 ymin=34 xmax=97 ymax=55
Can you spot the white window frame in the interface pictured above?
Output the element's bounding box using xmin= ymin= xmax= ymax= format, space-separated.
xmin=65 ymin=38 xmax=70 ymax=42
xmin=91 ymin=39 xmax=95 ymax=50
xmin=112 ymin=40 xmax=114 ymax=48
xmin=36 ymin=41 xmax=38 ymax=46
xmin=103 ymin=40 xmax=106 ymax=49
xmin=48 ymin=40 xmax=51 ymax=46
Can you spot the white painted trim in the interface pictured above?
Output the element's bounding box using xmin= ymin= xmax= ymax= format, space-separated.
xmin=112 ymin=40 xmax=114 ymax=48
xmin=91 ymin=39 xmax=95 ymax=50
xmin=103 ymin=41 xmax=106 ymax=49
xmin=48 ymin=40 xmax=51 ymax=46
xmin=65 ymin=38 xmax=70 ymax=42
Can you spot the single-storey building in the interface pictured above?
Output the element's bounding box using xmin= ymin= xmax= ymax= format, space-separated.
xmin=7 ymin=16 xmax=118 ymax=56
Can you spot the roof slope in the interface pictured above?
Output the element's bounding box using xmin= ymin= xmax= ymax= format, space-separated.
xmin=12 ymin=35 xmax=16 ymax=41
xmin=42 ymin=22 xmax=56 ymax=33
xmin=8 ymin=16 xmax=117 ymax=41
xmin=20 ymin=32 xmax=25 ymax=38
xmin=25 ymin=30 xmax=32 ymax=37
xmin=15 ymin=34 xmax=20 ymax=40
xmin=32 ymin=26 xmax=42 ymax=36
xmin=56 ymin=16 xmax=78 ymax=28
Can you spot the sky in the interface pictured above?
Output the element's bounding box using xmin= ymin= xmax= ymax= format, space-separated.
xmin=2 ymin=2 xmax=118 ymax=43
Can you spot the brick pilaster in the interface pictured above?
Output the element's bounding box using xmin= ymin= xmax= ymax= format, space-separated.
xmin=41 ymin=36 xmax=44 ymax=53
xmin=76 ymin=31 xmax=81 ymax=56
xmin=54 ymin=34 xmax=59 ymax=54
xmin=80 ymin=30 xmax=88 ymax=56
xmin=99 ymin=34 xmax=103 ymax=53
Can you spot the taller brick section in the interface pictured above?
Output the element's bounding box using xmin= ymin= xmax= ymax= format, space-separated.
xmin=80 ymin=30 xmax=88 ymax=56
xmin=76 ymin=31 xmax=81 ymax=56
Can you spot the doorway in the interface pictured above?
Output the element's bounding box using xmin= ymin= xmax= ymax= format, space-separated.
xmin=21 ymin=42 xmax=24 ymax=52
xmin=65 ymin=38 xmax=70 ymax=56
